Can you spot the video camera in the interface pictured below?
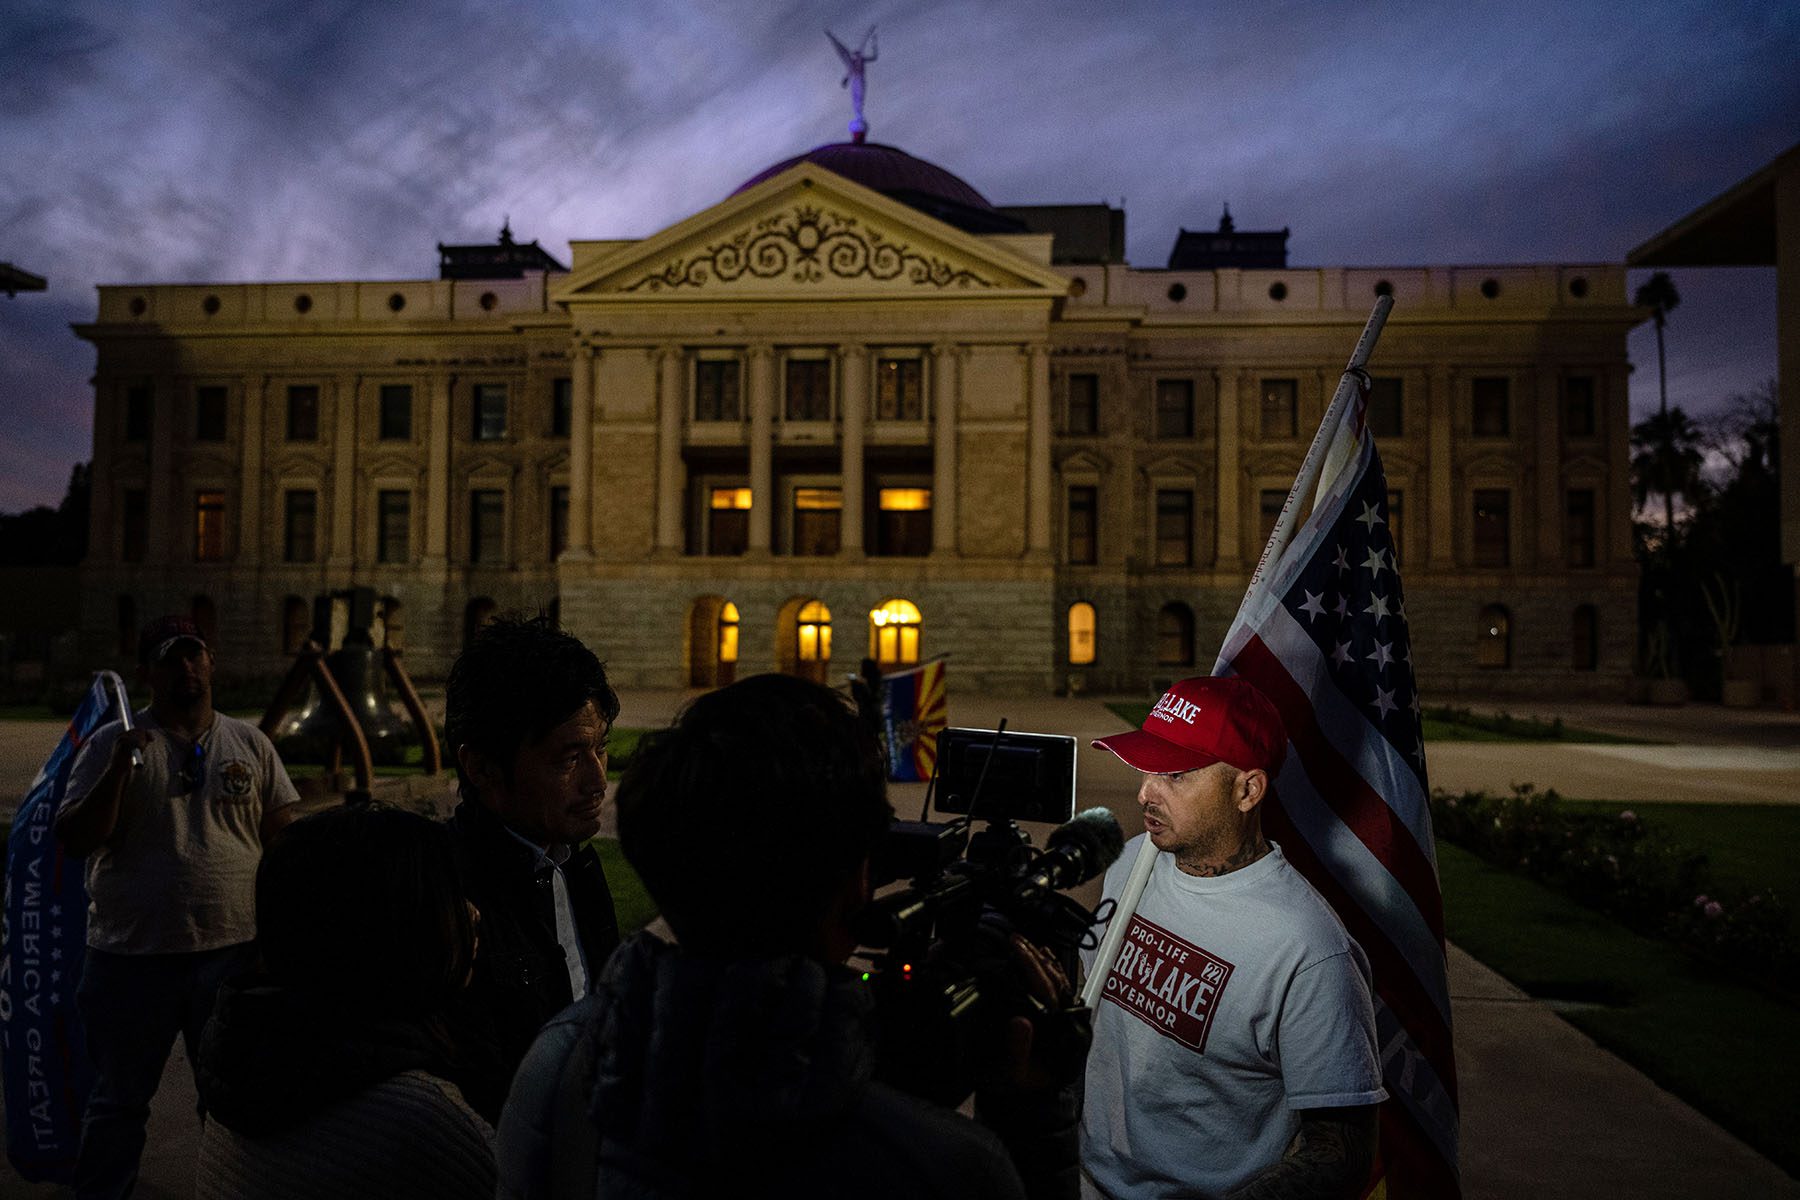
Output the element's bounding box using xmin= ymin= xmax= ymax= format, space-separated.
xmin=854 ymin=725 xmax=1123 ymax=1106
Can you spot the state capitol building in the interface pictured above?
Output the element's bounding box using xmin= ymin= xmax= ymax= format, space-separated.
xmin=75 ymin=133 xmax=1640 ymax=697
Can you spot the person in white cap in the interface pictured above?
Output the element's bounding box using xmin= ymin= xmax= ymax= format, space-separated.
xmin=56 ymin=614 xmax=301 ymax=1199
xmin=1079 ymin=676 xmax=1383 ymax=1200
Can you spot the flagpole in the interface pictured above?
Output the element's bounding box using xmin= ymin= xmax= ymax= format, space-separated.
xmin=1080 ymin=298 xmax=1394 ymax=1012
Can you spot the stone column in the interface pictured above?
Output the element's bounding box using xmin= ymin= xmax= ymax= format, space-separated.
xmin=329 ymin=372 xmax=358 ymax=569
xmin=565 ymin=343 xmax=596 ymax=561
xmin=424 ymin=373 xmax=453 ymax=567
xmin=238 ymin=375 xmax=265 ymax=566
xmin=1027 ymin=344 xmax=1053 ymax=555
xmin=931 ymin=343 xmax=958 ymax=556
xmin=147 ymin=376 xmax=175 ymax=562
xmin=1214 ymin=368 xmax=1242 ymax=567
xmin=1428 ymin=366 xmax=1455 ymax=567
xmin=656 ymin=347 xmax=687 ymax=554
xmin=747 ymin=345 xmax=774 ymax=553
xmin=1535 ymin=367 xmax=1562 ymax=567
xmin=838 ymin=344 xmax=867 ymax=556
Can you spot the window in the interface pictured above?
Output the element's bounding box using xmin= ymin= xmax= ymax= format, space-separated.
xmin=1477 ymin=604 xmax=1511 ymax=668
xmin=785 ymin=359 xmax=831 ymax=421
xmin=122 ymin=488 xmax=147 ymax=562
xmin=286 ymin=385 xmax=319 ymax=441
xmin=194 ymin=491 xmax=226 ymax=562
xmin=1367 ymin=377 xmax=1403 ymax=438
xmin=877 ymin=358 xmax=923 ymax=420
xmin=1571 ymin=605 xmax=1599 ymax=671
xmin=1472 ymin=377 xmax=1509 ymax=436
xmin=1387 ymin=489 xmax=1405 ymax=566
xmin=1563 ymin=376 xmax=1596 ymax=438
xmin=869 ymin=598 xmax=922 ymax=667
xmin=1157 ymin=602 xmax=1195 ymax=666
xmin=378 ymin=490 xmax=410 ymax=564
xmin=717 ymin=602 xmax=741 ymax=674
xmin=1067 ymin=486 xmax=1097 ymax=564
xmin=550 ymin=486 xmax=570 ymax=559
xmin=1068 ymin=601 xmax=1097 ymax=665
xmin=116 ymin=595 xmax=138 ymax=657
xmin=551 ymin=378 xmax=572 ymax=437
xmin=1566 ymin=489 xmax=1596 ymax=567
xmin=124 ymin=384 xmax=152 ymax=442
xmin=1155 ymin=379 xmax=1194 ymax=439
xmin=797 ymin=600 xmax=832 ymax=672
xmin=1261 ymin=378 xmax=1298 ymax=439
xmin=470 ymin=490 xmax=504 ymax=564
xmin=379 ymin=385 xmax=412 ymax=440
xmin=1155 ymin=490 xmax=1193 ymax=567
xmin=1258 ymin=489 xmax=1286 ymax=551
xmin=708 ymin=487 xmax=751 ymax=556
xmin=1067 ymin=373 xmax=1099 ymax=434
xmin=696 ymin=360 xmax=741 ymax=421
xmin=793 ymin=487 xmax=842 ymax=556
xmin=195 ymin=386 xmax=227 ymax=441
xmin=283 ymin=490 xmax=317 ymax=563
xmin=1473 ymin=489 xmax=1509 ymax=567
xmin=474 ymin=384 xmax=507 ymax=440
xmin=876 ymin=487 xmax=932 ymax=557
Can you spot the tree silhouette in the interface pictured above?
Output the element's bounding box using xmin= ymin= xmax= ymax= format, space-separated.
xmin=1630 ymin=407 xmax=1706 ymax=553
xmin=1633 ymin=271 xmax=1682 ymax=538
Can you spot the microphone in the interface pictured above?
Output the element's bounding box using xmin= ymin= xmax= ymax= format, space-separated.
xmin=1013 ymin=807 xmax=1125 ymax=903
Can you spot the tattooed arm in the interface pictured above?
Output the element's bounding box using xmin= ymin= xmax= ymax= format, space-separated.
xmin=1222 ymin=1105 xmax=1376 ymax=1200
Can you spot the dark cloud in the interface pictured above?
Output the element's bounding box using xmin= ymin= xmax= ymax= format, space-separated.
xmin=2 ymin=0 xmax=1797 ymax=509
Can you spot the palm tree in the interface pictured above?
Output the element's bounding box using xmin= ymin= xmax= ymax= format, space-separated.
xmin=1634 ymin=271 xmax=1682 ymax=538
xmin=1630 ymin=407 xmax=1706 ymax=551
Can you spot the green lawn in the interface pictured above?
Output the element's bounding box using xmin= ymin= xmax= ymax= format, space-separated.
xmin=593 ymin=836 xmax=658 ymax=935
xmin=1440 ymin=840 xmax=1800 ymax=1178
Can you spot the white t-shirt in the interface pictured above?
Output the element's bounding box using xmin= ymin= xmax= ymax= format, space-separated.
xmin=66 ymin=710 xmax=301 ymax=954
xmin=1079 ymin=836 xmax=1385 ymax=1199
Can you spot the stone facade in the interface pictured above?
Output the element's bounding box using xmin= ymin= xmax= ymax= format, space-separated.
xmin=76 ymin=158 xmax=1640 ymax=699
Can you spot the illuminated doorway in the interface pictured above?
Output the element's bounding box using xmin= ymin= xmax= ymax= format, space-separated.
xmin=776 ymin=597 xmax=833 ymax=683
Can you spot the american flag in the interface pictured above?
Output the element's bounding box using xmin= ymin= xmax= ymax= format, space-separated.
xmin=1215 ymin=357 xmax=1461 ymax=1198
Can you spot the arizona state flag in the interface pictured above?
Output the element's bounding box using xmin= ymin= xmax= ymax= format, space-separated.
xmin=878 ymin=658 xmax=947 ymax=782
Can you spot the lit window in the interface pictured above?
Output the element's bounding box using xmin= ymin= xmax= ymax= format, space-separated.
xmin=870 ymin=598 xmax=922 ymax=667
xmin=1068 ymin=602 xmax=1097 ymax=665
xmin=708 ymin=487 xmax=751 ymax=556
xmin=876 ymin=488 xmax=932 ymax=557
xmin=793 ymin=487 xmax=842 ymax=557
xmin=798 ymin=600 xmax=832 ymax=663
xmin=195 ymin=491 xmax=226 ymax=562
xmin=718 ymin=602 xmax=740 ymax=664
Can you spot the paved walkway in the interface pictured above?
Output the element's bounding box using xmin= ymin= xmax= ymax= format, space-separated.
xmin=2 ymin=690 xmax=1797 ymax=1194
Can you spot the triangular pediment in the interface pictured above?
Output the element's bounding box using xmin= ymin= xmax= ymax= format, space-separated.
xmin=1057 ymin=449 xmax=1112 ymax=475
xmin=554 ymin=163 xmax=1070 ymax=303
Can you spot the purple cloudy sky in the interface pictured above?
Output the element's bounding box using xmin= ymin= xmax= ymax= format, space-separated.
xmin=1 ymin=0 xmax=1795 ymax=512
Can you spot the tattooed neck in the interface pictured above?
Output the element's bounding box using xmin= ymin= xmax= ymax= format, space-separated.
xmin=1177 ymin=834 xmax=1271 ymax=878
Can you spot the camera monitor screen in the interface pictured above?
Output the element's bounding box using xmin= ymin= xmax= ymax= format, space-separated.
xmin=932 ymin=727 xmax=1077 ymax=824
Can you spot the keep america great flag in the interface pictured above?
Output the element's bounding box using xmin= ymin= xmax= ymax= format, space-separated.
xmin=1213 ymin=304 xmax=1460 ymax=1198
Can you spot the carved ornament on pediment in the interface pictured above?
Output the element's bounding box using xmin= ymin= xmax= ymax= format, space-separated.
xmin=360 ymin=453 xmax=425 ymax=480
xmin=1057 ymin=449 xmax=1111 ymax=475
xmin=624 ymin=205 xmax=995 ymax=292
xmin=269 ymin=450 xmax=330 ymax=477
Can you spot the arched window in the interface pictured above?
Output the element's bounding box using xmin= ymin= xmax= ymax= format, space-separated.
xmin=797 ymin=600 xmax=832 ymax=682
xmin=1571 ymin=605 xmax=1598 ymax=671
xmin=1068 ymin=602 xmax=1097 ymax=665
xmin=1156 ymin=602 xmax=1194 ymax=666
xmin=686 ymin=595 xmax=740 ymax=688
xmin=190 ymin=595 xmax=218 ymax=644
xmin=281 ymin=595 xmax=310 ymax=654
xmin=869 ymin=598 xmax=922 ymax=667
xmin=464 ymin=597 xmax=498 ymax=649
xmin=116 ymin=595 xmax=137 ymax=658
xmin=1477 ymin=604 xmax=1511 ymax=668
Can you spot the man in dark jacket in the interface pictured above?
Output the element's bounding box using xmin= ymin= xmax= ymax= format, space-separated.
xmin=444 ymin=615 xmax=622 ymax=1115
xmin=495 ymin=674 xmax=1081 ymax=1200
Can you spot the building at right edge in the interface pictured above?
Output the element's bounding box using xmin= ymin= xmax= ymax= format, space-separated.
xmin=1033 ymin=210 xmax=1639 ymax=699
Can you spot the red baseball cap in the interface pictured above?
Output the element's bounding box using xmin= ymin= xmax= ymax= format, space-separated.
xmin=139 ymin=615 xmax=207 ymax=665
xmin=1093 ymin=676 xmax=1287 ymax=776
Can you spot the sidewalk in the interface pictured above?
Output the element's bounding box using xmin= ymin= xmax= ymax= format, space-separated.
xmin=3 ymin=691 xmax=1797 ymax=1194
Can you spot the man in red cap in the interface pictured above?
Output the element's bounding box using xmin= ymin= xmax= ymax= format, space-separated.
xmin=56 ymin=616 xmax=301 ymax=1199
xmin=1079 ymin=676 xmax=1383 ymax=1200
